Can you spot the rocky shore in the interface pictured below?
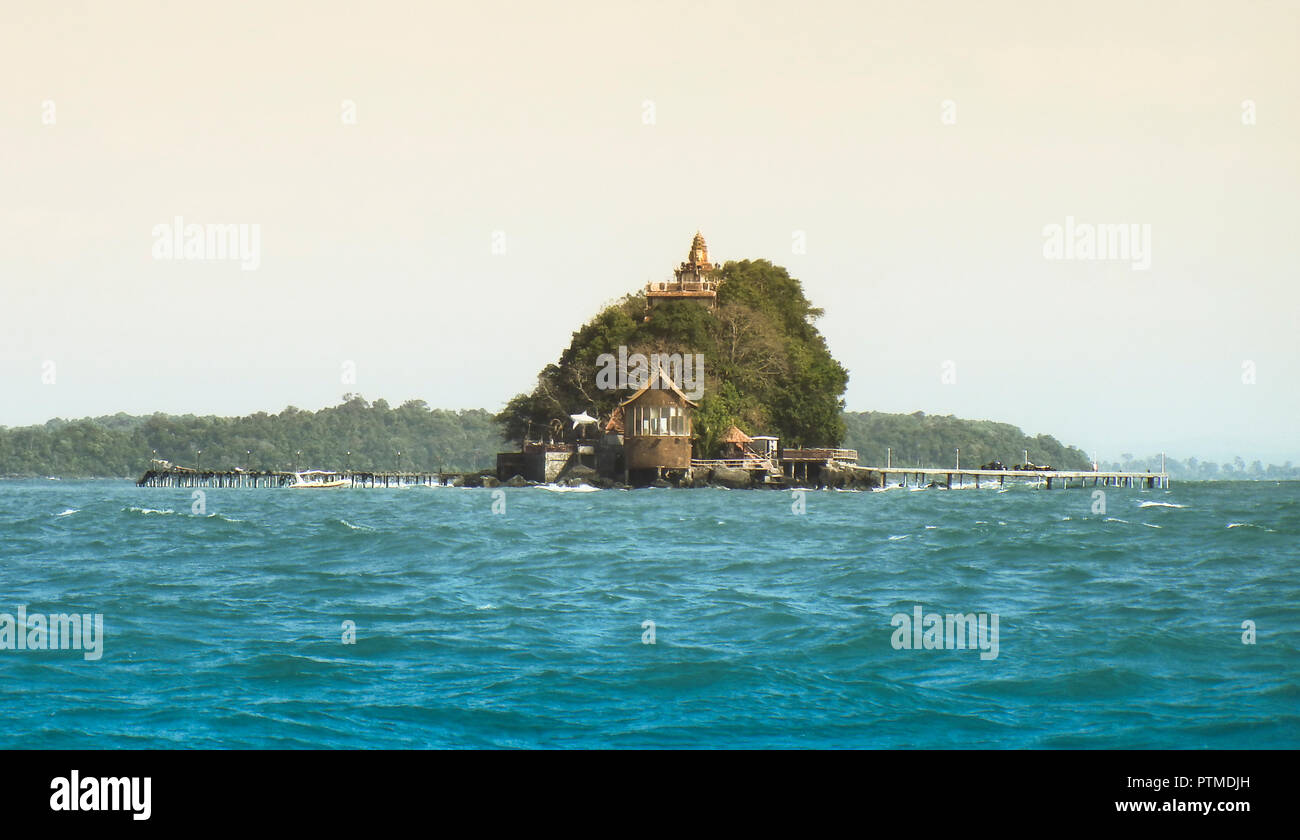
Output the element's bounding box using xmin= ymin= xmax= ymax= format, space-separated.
xmin=459 ymin=461 xmax=895 ymax=491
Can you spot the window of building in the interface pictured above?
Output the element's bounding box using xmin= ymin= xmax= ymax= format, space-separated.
xmin=628 ymin=404 xmax=689 ymax=436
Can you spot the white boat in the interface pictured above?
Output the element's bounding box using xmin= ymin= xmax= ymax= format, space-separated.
xmin=288 ymin=470 xmax=348 ymax=489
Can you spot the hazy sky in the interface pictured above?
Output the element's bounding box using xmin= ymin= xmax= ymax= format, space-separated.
xmin=3 ymin=1 xmax=1297 ymax=462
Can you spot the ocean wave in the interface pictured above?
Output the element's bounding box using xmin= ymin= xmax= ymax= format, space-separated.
xmin=1139 ymin=501 xmax=1186 ymax=509
xmin=124 ymin=506 xmax=175 ymax=516
xmin=333 ymin=519 xmax=375 ymax=532
xmin=538 ymin=484 xmax=600 ymax=493
xmin=55 ymin=508 xmax=79 ymax=517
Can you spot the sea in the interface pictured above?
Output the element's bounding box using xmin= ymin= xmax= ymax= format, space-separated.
xmin=0 ymin=479 xmax=1296 ymax=749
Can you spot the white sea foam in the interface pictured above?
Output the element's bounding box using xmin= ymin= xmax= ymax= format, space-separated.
xmin=55 ymin=508 xmax=79 ymax=517
xmin=539 ymin=484 xmax=600 ymax=493
xmin=337 ymin=519 xmax=374 ymax=531
xmin=126 ymin=506 xmax=174 ymax=516
xmin=1103 ymin=517 xmax=1130 ymax=524
xmin=888 ymin=534 xmax=908 ymax=541
xmin=1139 ymin=501 xmax=1185 ymax=509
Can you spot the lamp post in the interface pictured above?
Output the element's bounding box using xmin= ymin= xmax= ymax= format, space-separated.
xmin=246 ymin=450 xmax=251 ymax=471
xmin=887 ymin=447 xmax=891 ymax=469
xmin=196 ymin=450 xmax=202 ymax=471
xmin=346 ymin=451 xmax=351 ymax=473
xmin=295 ymin=450 xmax=301 ymax=472
xmin=396 ymin=451 xmax=402 ymax=474
xmin=955 ymin=448 xmax=959 ymax=470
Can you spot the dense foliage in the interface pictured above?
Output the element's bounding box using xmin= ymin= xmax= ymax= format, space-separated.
xmin=0 ymin=396 xmax=500 ymax=477
xmin=841 ymin=411 xmax=1092 ymax=470
xmin=497 ymin=259 xmax=850 ymax=455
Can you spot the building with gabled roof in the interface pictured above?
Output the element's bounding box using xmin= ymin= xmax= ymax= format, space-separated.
xmin=618 ymin=364 xmax=699 ymax=483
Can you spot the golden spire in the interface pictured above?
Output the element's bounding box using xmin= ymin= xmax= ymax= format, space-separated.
xmin=688 ymin=231 xmax=709 ymax=267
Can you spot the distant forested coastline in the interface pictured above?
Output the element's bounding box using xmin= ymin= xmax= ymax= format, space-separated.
xmin=0 ymin=396 xmax=1293 ymax=479
xmin=0 ymin=395 xmax=499 ymax=477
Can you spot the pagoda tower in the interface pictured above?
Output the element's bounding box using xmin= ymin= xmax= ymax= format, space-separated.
xmin=645 ymin=231 xmax=720 ymax=310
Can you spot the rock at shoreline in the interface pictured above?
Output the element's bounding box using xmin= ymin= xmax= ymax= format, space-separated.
xmin=822 ymin=462 xmax=881 ymax=490
xmin=558 ymin=463 xmax=598 ymax=488
xmin=709 ymin=466 xmax=752 ymax=489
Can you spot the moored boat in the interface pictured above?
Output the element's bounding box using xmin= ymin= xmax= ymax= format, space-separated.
xmin=288 ymin=470 xmax=348 ymax=489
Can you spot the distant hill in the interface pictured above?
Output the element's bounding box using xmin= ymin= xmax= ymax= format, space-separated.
xmin=0 ymin=395 xmax=501 ymax=477
xmin=841 ymin=411 xmax=1091 ymax=470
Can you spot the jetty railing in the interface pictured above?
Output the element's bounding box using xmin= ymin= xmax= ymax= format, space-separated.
xmin=780 ymin=448 xmax=859 ymax=463
xmin=691 ymin=457 xmax=780 ymax=472
xmin=865 ymin=466 xmax=1170 ymax=489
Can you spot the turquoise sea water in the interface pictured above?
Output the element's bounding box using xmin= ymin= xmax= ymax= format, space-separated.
xmin=0 ymin=479 xmax=1296 ymax=749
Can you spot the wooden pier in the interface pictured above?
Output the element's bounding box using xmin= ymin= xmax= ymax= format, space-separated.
xmin=136 ymin=469 xmax=476 ymax=488
xmin=866 ymin=466 xmax=1170 ymax=490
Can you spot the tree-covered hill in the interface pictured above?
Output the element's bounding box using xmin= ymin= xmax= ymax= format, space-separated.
xmin=841 ymin=411 xmax=1092 ymax=470
xmin=497 ymin=258 xmax=850 ymax=455
xmin=0 ymin=395 xmax=500 ymax=477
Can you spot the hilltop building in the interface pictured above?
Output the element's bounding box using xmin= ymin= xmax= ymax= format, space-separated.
xmin=645 ymin=231 xmax=720 ymax=311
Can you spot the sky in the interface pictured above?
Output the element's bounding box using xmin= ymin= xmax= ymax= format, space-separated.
xmin=2 ymin=0 xmax=1297 ymax=463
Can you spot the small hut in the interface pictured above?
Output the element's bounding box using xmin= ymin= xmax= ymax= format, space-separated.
xmin=719 ymin=425 xmax=752 ymax=460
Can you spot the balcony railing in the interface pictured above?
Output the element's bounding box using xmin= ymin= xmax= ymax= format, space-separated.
xmin=647 ymin=281 xmax=717 ymax=293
